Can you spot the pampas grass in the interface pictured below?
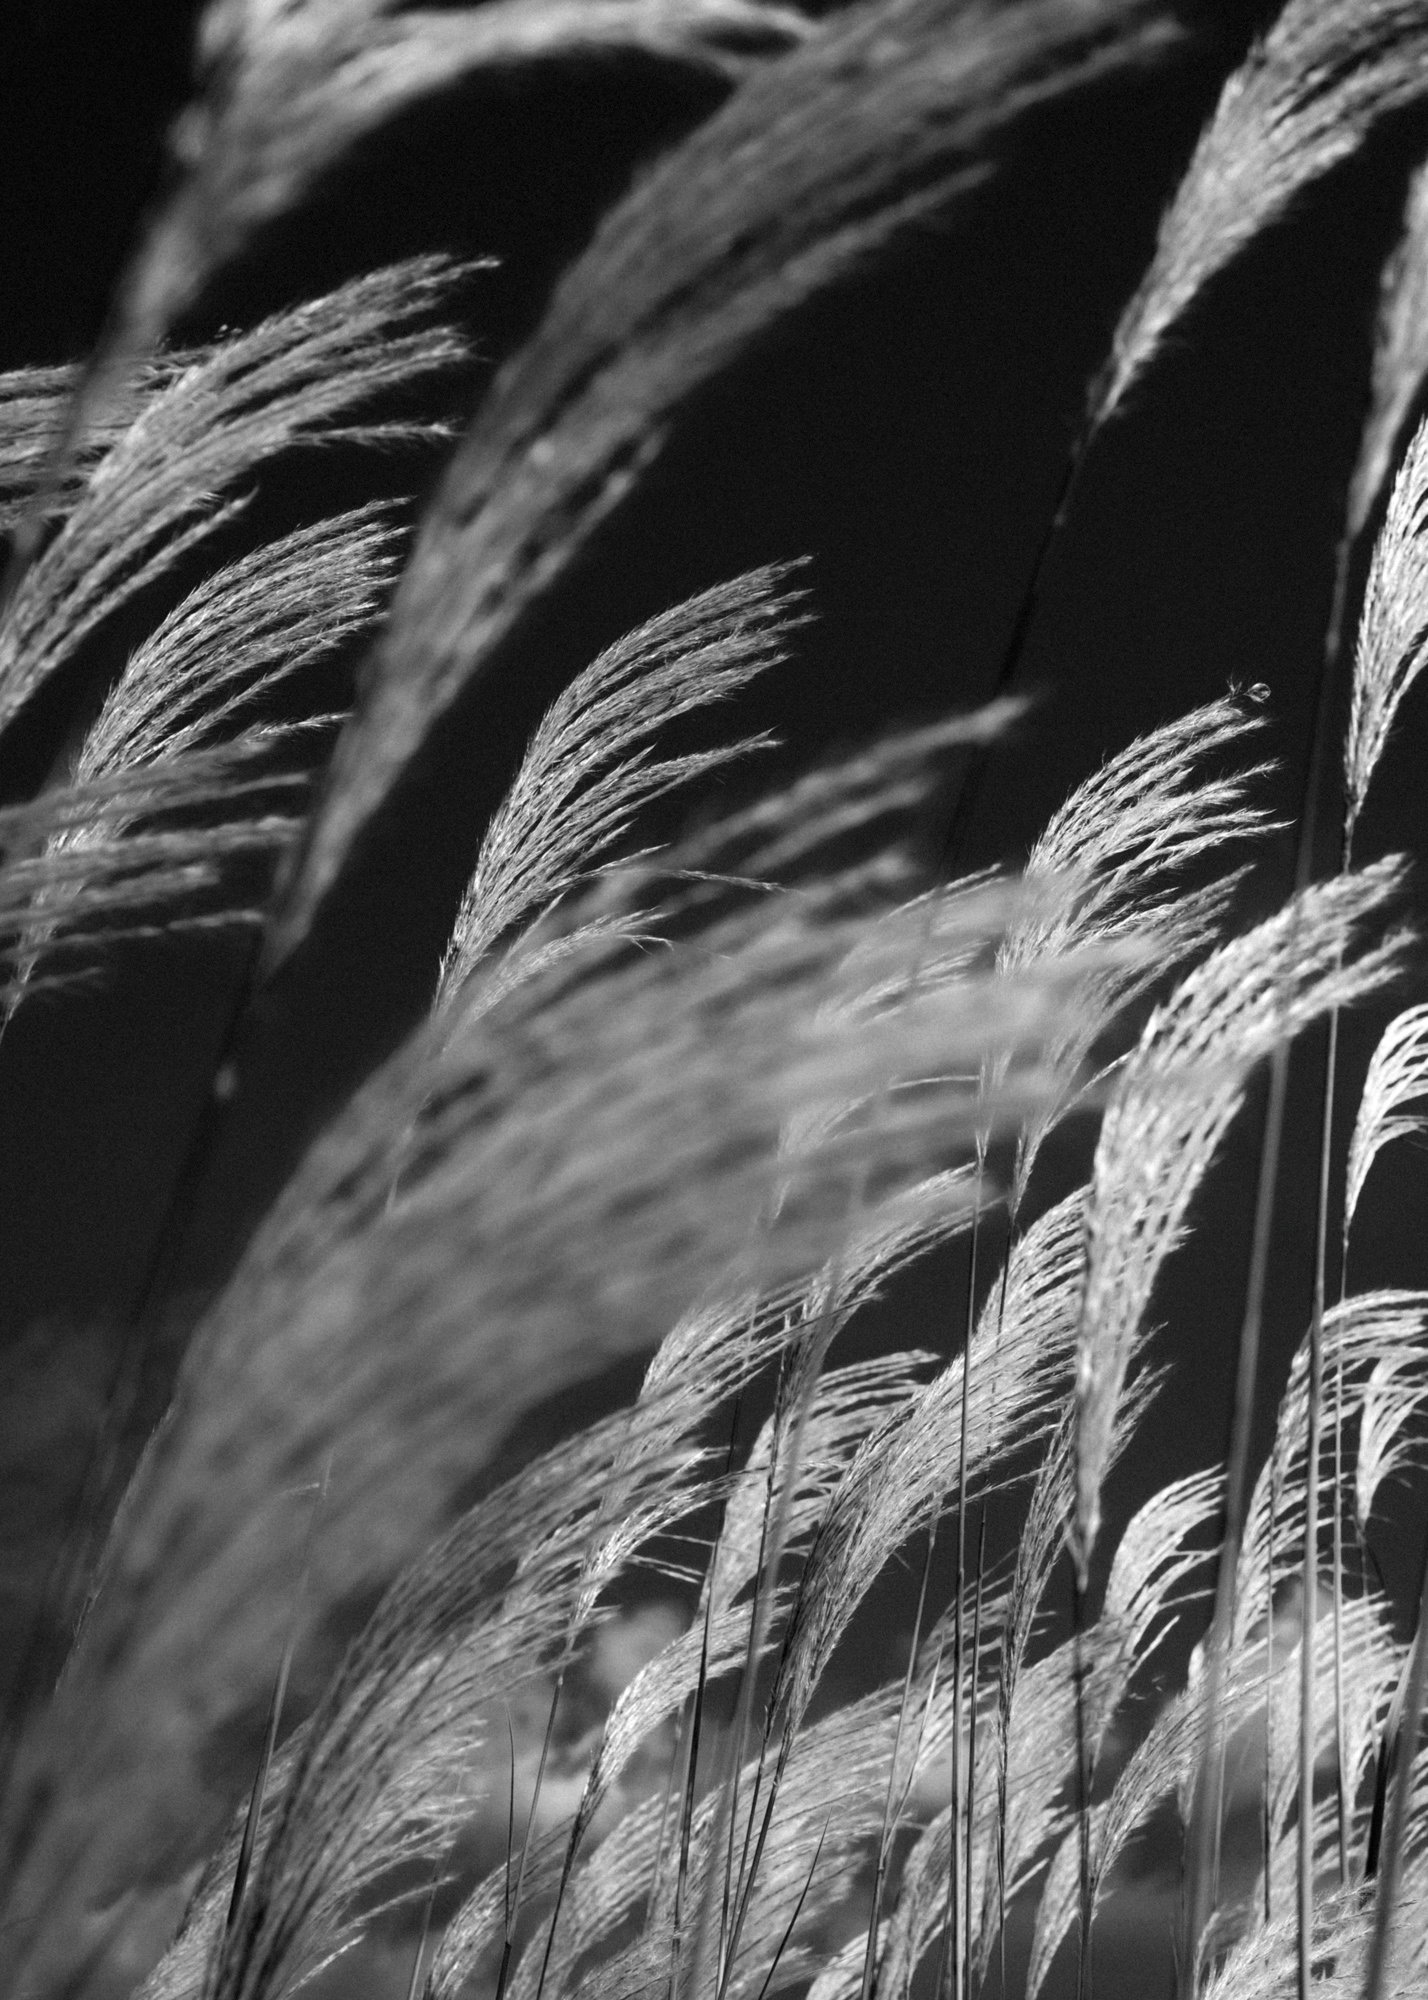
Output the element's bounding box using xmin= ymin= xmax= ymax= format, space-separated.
xmin=7 ymin=5 xmax=1428 ymax=2000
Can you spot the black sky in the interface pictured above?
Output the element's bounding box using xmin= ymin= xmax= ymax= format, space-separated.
xmin=5 ymin=4 xmax=1428 ymax=1985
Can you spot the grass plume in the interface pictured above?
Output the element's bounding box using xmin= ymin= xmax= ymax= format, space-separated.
xmin=8 ymin=7 xmax=1428 ymax=2000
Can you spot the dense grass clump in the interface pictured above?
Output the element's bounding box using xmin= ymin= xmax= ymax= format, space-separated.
xmin=7 ymin=5 xmax=1428 ymax=2000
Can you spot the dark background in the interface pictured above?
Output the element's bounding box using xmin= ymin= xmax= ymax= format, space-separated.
xmin=3 ymin=1 xmax=1428 ymax=1990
